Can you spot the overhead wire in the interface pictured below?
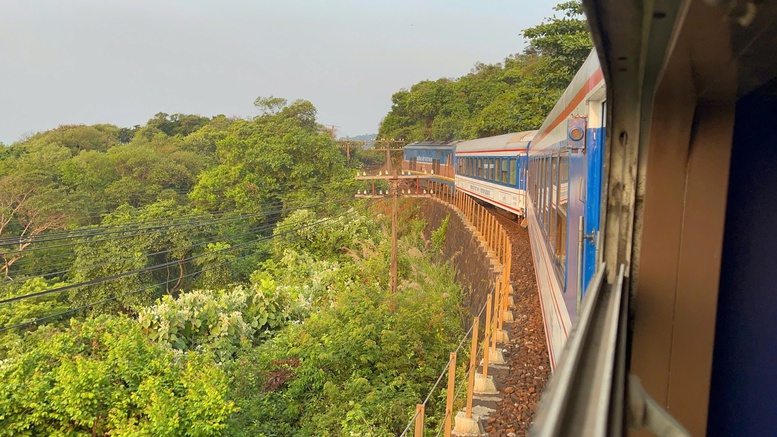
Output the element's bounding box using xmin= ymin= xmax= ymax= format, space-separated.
xmin=2 ymin=222 xmax=273 ymax=284
xmin=0 ymin=199 xmax=378 ymax=333
xmin=0 ymin=196 xmax=353 ymax=250
xmin=0 ymin=196 xmax=355 ymax=281
xmin=0 ymin=200 xmax=362 ymax=306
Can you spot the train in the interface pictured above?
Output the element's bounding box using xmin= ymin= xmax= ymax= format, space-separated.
xmin=402 ymin=50 xmax=604 ymax=367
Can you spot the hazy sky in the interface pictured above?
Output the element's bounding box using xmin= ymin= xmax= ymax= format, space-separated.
xmin=0 ymin=0 xmax=559 ymax=143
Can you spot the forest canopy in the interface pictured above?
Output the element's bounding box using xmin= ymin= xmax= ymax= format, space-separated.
xmin=378 ymin=1 xmax=592 ymax=142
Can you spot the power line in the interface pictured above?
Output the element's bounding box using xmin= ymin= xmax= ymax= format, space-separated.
xmin=0 ymin=200 xmax=377 ymax=333
xmin=0 ymin=194 xmax=352 ymax=246
xmin=0 ymin=196 xmax=354 ymax=255
xmin=2 ymin=222 xmax=273 ymax=284
xmin=0 ymin=199 xmax=371 ymax=307
xmin=0 ymin=198 xmax=289 ymax=247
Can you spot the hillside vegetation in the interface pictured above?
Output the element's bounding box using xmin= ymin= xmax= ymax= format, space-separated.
xmin=378 ymin=1 xmax=592 ymax=142
xmin=0 ymin=96 xmax=465 ymax=435
xmin=0 ymin=2 xmax=589 ymax=435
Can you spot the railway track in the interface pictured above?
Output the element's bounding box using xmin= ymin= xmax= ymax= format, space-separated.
xmin=484 ymin=207 xmax=550 ymax=436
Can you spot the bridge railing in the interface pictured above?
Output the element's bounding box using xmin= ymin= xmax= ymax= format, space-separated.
xmin=397 ymin=181 xmax=515 ymax=436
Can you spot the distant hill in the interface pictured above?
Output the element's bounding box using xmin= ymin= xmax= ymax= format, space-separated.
xmin=342 ymin=133 xmax=376 ymax=141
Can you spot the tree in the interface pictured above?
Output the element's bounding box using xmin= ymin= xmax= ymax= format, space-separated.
xmin=521 ymin=1 xmax=592 ymax=88
xmin=377 ymin=1 xmax=592 ymax=142
xmin=0 ymin=175 xmax=67 ymax=279
xmin=67 ymin=200 xmax=216 ymax=314
xmin=253 ymin=95 xmax=288 ymax=115
xmin=190 ymin=101 xmax=350 ymax=216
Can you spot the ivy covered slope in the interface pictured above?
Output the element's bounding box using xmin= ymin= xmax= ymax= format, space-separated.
xmin=0 ymin=204 xmax=465 ymax=436
xmin=378 ymin=1 xmax=592 ymax=142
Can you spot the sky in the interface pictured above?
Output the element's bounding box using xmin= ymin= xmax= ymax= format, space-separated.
xmin=0 ymin=0 xmax=560 ymax=143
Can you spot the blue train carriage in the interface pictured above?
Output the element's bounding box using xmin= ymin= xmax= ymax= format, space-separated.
xmin=402 ymin=141 xmax=458 ymax=188
xmin=526 ymin=49 xmax=605 ymax=369
xmin=453 ymin=131 xmax=536 ymax=220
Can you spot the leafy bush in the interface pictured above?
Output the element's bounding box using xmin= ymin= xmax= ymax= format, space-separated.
xmin=226 ymin=231 xmax=465 ymax=436
xmin=431 ymin=213 xmax=450 ymax=252
xmin=0 ymin=316 xmax=236 ymax=436
xmin=138 ymin=279 xmax=290 ymax=362
xmin=271 ymin=207 xmax=378 ymax=261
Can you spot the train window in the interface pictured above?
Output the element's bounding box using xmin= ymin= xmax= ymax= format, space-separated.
xmin=509 ymin=158 xmax=517 ymax=186
xmin=495 ymin=159 xmax=501 ymax=183
xmin=556 ymin=151 xmax=570 ymax=271
xmin=539 ymin=157 xmax=546 ymax=225
xmin=549 ymin=153 xmax=558 ymax=246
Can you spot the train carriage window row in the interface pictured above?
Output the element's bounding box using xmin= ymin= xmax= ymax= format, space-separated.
xmin=529 ymin=152 xmax=571 ymax=281
xmin=459 ymin=156 xmax=522 ymax=188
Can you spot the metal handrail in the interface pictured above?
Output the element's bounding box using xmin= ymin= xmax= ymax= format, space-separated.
xmin=530 ymin=263 xmax=626 ymax=436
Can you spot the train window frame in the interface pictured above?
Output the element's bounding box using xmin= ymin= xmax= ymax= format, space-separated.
xmin=540 ymin=156 xmax=547 ymax=227
xmin=509 ymin=158 xmax=517 ymax=186
xmin=555 ymin=150 xmax=570 ymax=277
xmin=549 ymin=152 xmax=558 ymax=247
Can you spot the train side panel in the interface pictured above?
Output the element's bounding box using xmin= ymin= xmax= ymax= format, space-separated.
xmin=526 ymin=50 xmax=605 ymax=367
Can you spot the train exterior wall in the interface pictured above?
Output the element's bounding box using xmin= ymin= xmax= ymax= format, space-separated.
xmin=455 ymin=174 xmax=525 ymax=215
xmin=526 ymin=50 xmax=605 ymax=366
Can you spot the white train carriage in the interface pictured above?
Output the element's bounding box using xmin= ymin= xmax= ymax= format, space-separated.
xmin=454 ymin=131 xmax=536 ymax=219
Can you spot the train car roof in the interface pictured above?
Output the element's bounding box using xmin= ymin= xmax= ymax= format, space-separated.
xmin=404 ymin=141 xmax=458 ymax=150
xmin=454 ymin=130 xmax=537 ymax=154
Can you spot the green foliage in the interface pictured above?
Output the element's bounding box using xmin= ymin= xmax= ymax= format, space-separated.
xmin=193 ymin=242 xmax=238 ymax=289
xmin=226 ymin=223 xmax=465 ymax=436
xmin=138 ymin=280 xmax=291 ymax=362
xmin=271 ymin=207 xmax=379 ymax=261
xmin=431 ymin=213 xmax=450 ymax=252
xmin=68 ymin=200 xmax=220 ymax=314
xmin=378 ymin=1 xmax=591 ymax=141
xmin=0 ymin=277 xmax=70 ymax=329
xmin=0 ymin=315 xmax=236 ymax=436
xmin=189 ymin=102 xmax=352 ymax=216
xmin=522 ymin=1 xmax=592 ymax=88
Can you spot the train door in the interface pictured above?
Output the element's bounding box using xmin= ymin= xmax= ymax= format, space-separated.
xmin=581 ymin=100 xmax=605 ymax=297
xmin=566 ymin=118 xmax=587 ymax=318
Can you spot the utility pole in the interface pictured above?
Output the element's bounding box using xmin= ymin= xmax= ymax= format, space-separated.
xmin=390 ymin=177 xmax=399 ymax=293
xmin=355 ymin=139 xmax=434 ymax=294
xmin=323 ymin=124 xmax=339 ymax=139
xmin=336 ymin=140 xmax=365 ymax=163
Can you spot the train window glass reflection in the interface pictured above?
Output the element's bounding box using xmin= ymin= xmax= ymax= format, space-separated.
xmin=510 ymin=158 xmax=517 ymax=186
xmin=549 ymin=153 xmax=558 ymax=244
xmin=556 ymin=151 xmax=570 ymax=271
xmin=495 ymin=159 xmax=501 ymax=184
